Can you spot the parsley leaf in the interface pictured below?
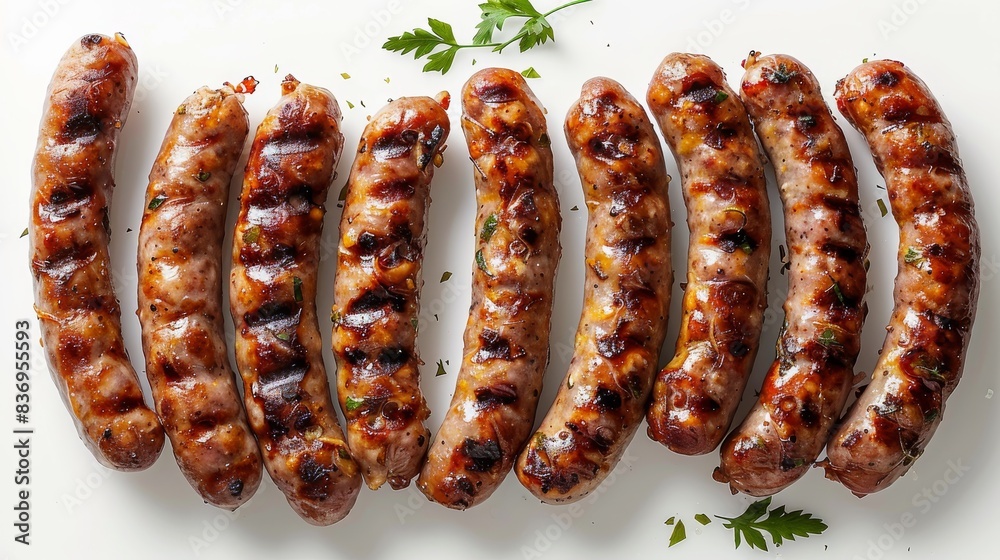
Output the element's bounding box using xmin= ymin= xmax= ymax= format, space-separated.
xmin=436 ymin=359 xmax=448 ymax=377
xmin=716 ymin=497 xmax=827 ymax=551
xmin=383 ymin=0 xmax=592 ymax=74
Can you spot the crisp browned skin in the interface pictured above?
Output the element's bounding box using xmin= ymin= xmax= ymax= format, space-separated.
xmin=417 ymin=68 xmax=561 ymax=509
xmin=29 ymin=33 xmax=164 ymax=471
xmin=137 ymin=85 xmax=262 ymax=509
xmin=514 ymin=78 xmax=671 ymax=504
xmin=332 ymin=95 xmax=450 ymax=491
xmin=230 ymin=76 xmax=360 ymax=525
xmin=820 ymin=61 xmax=979 ymax=496
xmin=715 ymin=53 xmax=868 ymax=496
xmin=645 ymin=53 xmax=771 ymax=456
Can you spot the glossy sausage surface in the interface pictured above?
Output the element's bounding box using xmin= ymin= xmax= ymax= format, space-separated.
xmin=138 ymin=84 xmax=262 ymax=508
xmin=230 ymin=76 xmax=361 ymax=524
xmin=30 ymin=33 xmax=164 ymax=471
xmin=716 ymin=53 xmax=868 ymax=496
xmin=821 ymin=60 xmax=979 ymax=496
xmin=332 ymin=95 xmax=450 ymax=490
xmin=515 ymin=77 xmax=671 ymax=503
xmin=645 ymin=53 xmax=770 ymax=456
xmin=418 ymin=68 xmax=561 ymax=509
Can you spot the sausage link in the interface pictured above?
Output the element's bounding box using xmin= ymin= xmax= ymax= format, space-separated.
xmin=137 ymin=84 xmax=262 ymax=509
xmin=645 ymin=53 xmax=770 ymax=456
xmin=332 ymin=95 xmax=450 ymax=490
xmin=230 ymin=76 xmax=361 ymax=524
xmin=514 ymin=77 xmax=670 ymax=503
xmin=417 ymin=68 xmax=561 ymax=509
xmin=820 ymin=61 xmax=980 ymax=496
xmin=715 ymin=53 xmax=868 ymax=496
xmin=29 ymin=33 xmax=164 ymax=471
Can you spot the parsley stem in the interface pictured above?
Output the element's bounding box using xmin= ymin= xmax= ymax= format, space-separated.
xmin=543 ymin=0 xmax=593 ymax=17
xmin=492 ymin=0 xmax=593 ymax=53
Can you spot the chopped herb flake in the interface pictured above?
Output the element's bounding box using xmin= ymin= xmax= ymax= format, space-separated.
xmin=345 ymin=396 xmax=364 ymax=412
xmin=480 ymin=213 xmax=499 ymax=241
xmin=242 ymin=225 xmax=261 ymax=244
xmin=440 ymin=271 xmax=453 ymax=283
xmin=341 ymin=72 xmax=351 ymax=79
xmin=877 ymin=199 xmax=888 ymax=217
xmin=695 ymin=513 xmax=711 ymax=526
xmin=521 ymin=66 xmax=541 ymax=79
xmin=436 ymin=359 xmax=448 ymax=377
xmin=770 ymin=63 xmax=797 ymax=84
xmin=197 ymin=171 xmax=211 ymax=182
xmin=669 ymin=520 xmax=687 ymax=547
xmin=148 ymin=194 xmax=167 ymax=210
xmin=713 ymin=90 xmax=729 ymax=103
xmin=827 ymin=275 xmax=846 ymax=305
xmin=570 ymin=205 xmax=579 ymax=211
xmin=818 ymin=328 xmax=842 ymax=348
xmin=293 ymin=276 xmax=303 ymax=302
xmin=904 ymin=247 xmax=923 ymax=266
xmin=475 ymin=249 xmax=492 ymax=277
xmin=20 ymin=228 xmax=28 ymax=238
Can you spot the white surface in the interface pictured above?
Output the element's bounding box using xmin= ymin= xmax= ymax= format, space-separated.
xmin=1 ymin=1 xmax=998 ymax=558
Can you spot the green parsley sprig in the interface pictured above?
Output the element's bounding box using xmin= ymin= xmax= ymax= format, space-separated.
xmin=716 ymin=497 xmax=827 ymax=551
xmin=382 ymin=0 xmax=592 ymax=74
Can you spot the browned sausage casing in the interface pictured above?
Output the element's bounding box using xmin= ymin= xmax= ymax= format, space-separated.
xmin=417 ymin=68 xmax=561 ymax=509
xmin=137 ymin=85 xmax=262 ymax=509
xmin=230 ymin=76 xmax=361 ymax=524
xmin=514 ymin=77 xmax=671 ymax=504
xmin=645 ymin=53 xmax=771 ymax=456
xmin=715 ymin=53 xmax=868 ymax=496
xmin=29 ymin=33 xmax=164 ymax=471
xmin=332 ymin=95 xmax=450 ymax=490
xmin=821 ymin=61 xmax=980 ymax=496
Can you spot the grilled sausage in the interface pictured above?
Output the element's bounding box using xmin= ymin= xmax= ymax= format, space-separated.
xmin=644 ymin=53 xmax=771 ymax=456
xmin=332 ymin=94 xmax=450 ymax=491
xmin=820 ymin=60 xmax=980 ymax=496
xmin=514 ymin=77 xmax=671 ymax=504
xmin=417 ymin=68 xmax=561 ymax=509
xmin=715 ymin=53 xmax=868 ymax=496
xmin=29 ymin=33 xmax=164 ymax=471
xmin=230 ymin=75 xmax=360 ymax=524
xmin=137 ymin=84 xmax=262 ymax=509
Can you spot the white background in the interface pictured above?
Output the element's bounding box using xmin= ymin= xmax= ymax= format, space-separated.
xmin=1 ymin=1 xmax=998 ymax=559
